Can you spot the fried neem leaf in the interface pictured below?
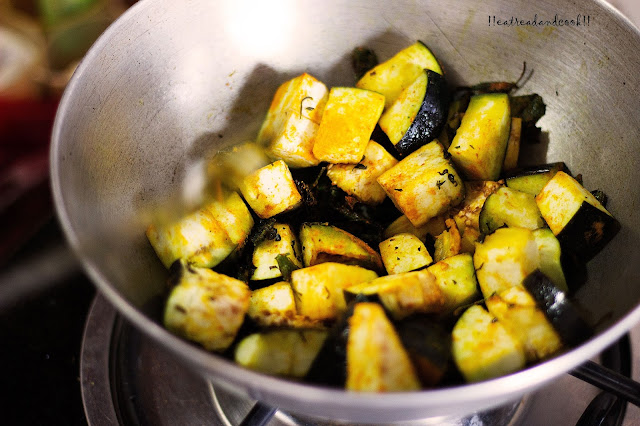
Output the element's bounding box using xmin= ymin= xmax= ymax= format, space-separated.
xmin=510 ymin=94 xmax=546 ymax=125
xmin=510 ymin=94 xmax=546 ymax=144
xmin=289 ymin=166 xmax=396 ymax=247
xmin=275 ymin=254 xmax=300 ymax=282
xmin=352 ymin=47 xmax=379 ymax=81
xmin=440 ymin=90 xmax=471 ymax=148
xmin=288 ymin=164 xmax=400 ymax=247
xmin=469 ymin=81 xmax=517 ymax=94
xmin=250 ymin=218 xmax=278 ymax=246
xmin=466 ymin=62 xmax=529 ymax=96
xmin=213 ymin=217 xmax=278 ymax=282
xmin=316 ymin=182 xmax=394 ymax=247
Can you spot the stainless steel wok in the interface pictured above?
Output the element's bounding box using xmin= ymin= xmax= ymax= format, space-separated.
xmin=50 ymin=0 xmax=640 ymax=422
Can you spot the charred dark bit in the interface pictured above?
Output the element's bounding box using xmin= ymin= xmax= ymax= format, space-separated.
xmin=296 ymin=180 xmax=319 ymax=208
xmin=591 ymin=190 xmax=608 ymax=208
xmin=575 ymin=174 xmax=583 ymax=185
xmin=167 ymin=259 xmax=184 ymax=290
xmin=300 ymin=96 xmax=313 ymax=119
xmin=352 ymin=46 xmax=379 ymax=81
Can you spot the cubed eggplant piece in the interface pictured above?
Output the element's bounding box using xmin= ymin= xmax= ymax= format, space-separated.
xmin=473 ymin=227 xmax=539 ymax=298
xmin=427 ymin=253 xmax=480 ymax=312
xmin=312 ymin=87 xmax=385 ymax=164
xmin=290 ymin=263 xmax=378 ymax=322
xmin=533 ymin=228 xmax=568 ymax=293
xmin=504 ymin=162 xmax=569 ymax=196
xmin=536 ymin=171 xmax=620 ymax=260
xmin=164 ymin=261 xmax=250 ymax=352
xmin=379 ymin=233 xmax=433 ymax=274
xmin=346 ymin=303 xmax=421 ymax=391
xmin=452 ymin=305 xmax=525 ymax=383
xmin=478 ymin=186 xmax=544 ymax=235
xmin=448 ymin=93 xmax=511 ymax=180
xmin=251 ymin=223 xmax=302 ymax=280
xmin=378 ymin=69 xmax=448 ymax=157
xmin=326 ymin=140 xmax=398 ymax=205
xmin=256 ymin=73 xmax=328 ymax=168
xmin=345 ymin=269 xmax=445 ymax=320
xmin=356 ymin=41 xmax=443 ymax=108
xmin=377 ymin=141 xmax=465 ymax=227
xmin=485 ymin=285 xmax=563 ymax=362
xmin=248 ymin=281 xmax=322 ymax=328
xmin=299 ymin=223 xmax=383 ymax=273
xmin=146 ymin=203 xmax=235 ymax=269
xmin=235 ymin=329 xmax=328 ymax=378
xmin=240 ymin=160 xmax=303 ymax=218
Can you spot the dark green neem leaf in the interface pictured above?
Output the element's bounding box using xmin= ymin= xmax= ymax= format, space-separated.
xmin=510 ymin=94 xmax=546 ymax=144
xmin=215 ymin=249 xmax=254 ymax=283
xmin=510 ymin=94 xmax=546 ymax=126
xmin=352 ymin=47 xmax=379 ymax=81
xmin=311 ymin=165 xmax=328 ymax=189
xmin=290 ymin=164 xmax=327 ymax=186
xmin=275 ymin=254 xmax=300 ymax=282
xmin=250 ymin=218 xmax=277 ymax=246
xmin=295 ymin=180 xmax=318 ymax=208
xmin=332 ymin=220 xmax=383 ymax=249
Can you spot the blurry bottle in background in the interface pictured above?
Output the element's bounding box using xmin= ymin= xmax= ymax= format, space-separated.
xmin=0 ymin=0 xmax=128 ymax=98
xmin=0 ymin=0 xmax=130 ymax=263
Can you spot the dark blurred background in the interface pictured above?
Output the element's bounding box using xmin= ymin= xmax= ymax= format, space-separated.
xmin=0 ymin=1 xmax=134 ymax=424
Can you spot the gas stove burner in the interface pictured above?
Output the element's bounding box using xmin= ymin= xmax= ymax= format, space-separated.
xmin=80 ymin=295 xmax=640 ymax=425
xmin=210 ymin=379 xmax=525 ymax=426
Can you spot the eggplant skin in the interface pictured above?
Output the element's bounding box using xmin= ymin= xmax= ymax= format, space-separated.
xmin=523 ymin=269 xmax=593 ymax=347
xmin=395 ymin=70 xmax=449 ymax=157
xmin=396 ymin=316 xmax=451 ymax=386
xmin=556 ymin=201 xmax=621 ymax=261
xmin=305 ymin=297 xmax=365 ymax=387
xmin=504 ymin=162 xmax=570 ymax=196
